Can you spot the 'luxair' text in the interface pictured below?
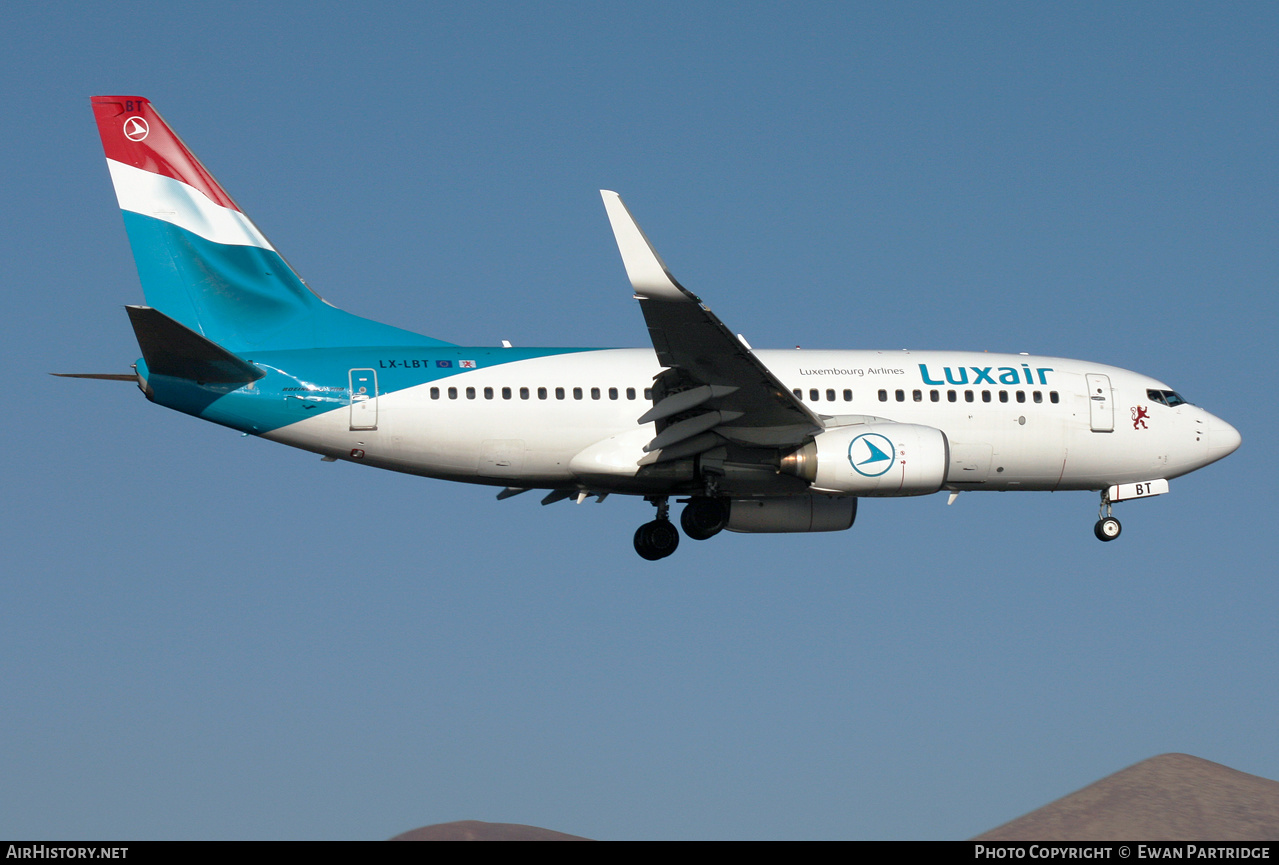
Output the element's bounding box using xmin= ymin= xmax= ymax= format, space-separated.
xmin=919 ymin=363 xmax=1054 ymax=386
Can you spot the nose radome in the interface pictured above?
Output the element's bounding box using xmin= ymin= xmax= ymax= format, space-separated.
xmin=1208 ymin=415 xmax=1242 ymax=460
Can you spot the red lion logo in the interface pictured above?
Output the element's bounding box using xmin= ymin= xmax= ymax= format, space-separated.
xmin=1131 ymin=406 xmax=1150 ymax=430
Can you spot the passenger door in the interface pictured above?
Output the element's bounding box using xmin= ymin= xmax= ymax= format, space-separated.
xmin=349 ymin=368 xmax=378 ymax=431
xmin=1086 ymin=373 xmax=1113 ymax=432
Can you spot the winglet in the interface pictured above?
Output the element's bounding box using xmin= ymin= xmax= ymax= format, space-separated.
xmin=600 ymin=191 xmax=696 ymax=302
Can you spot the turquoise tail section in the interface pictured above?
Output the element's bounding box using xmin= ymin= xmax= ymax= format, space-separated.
xmin=119 ymin=211 xmax=451 ymax=351
xmin=94 ymin=95 xmax=452 ymax=352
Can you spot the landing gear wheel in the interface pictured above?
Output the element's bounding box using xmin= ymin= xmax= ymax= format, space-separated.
xmin=680 ymin=497 xmax=729 ymax=541
xmin=1094 ymin=517 xmax=1122 ymax=542
xmin=634 ymin=519 xmax=680 ymax=560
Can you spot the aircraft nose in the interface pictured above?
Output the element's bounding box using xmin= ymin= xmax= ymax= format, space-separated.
xmin=1207 ymin=415 xmax=1242 ymax=461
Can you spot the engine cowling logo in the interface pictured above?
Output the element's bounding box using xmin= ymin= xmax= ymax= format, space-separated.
xmin=847 ymin=432 xmax=896 ymax=477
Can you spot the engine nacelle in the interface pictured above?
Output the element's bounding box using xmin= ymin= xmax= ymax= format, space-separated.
xmin=781 ymin=422 xmax=949 ymax=496
xmin=725 ymin=495 xmax=857 ymax=533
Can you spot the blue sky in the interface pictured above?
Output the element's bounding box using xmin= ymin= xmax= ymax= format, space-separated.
xmin=2 ymin=2 xmax=1275 ymax=840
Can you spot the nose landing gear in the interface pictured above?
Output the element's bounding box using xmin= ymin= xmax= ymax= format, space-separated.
xmin=1094 ymin=491 xmax=1121 ymax=541
xmin=1094 ymin=517 xmax=1122 ymax=541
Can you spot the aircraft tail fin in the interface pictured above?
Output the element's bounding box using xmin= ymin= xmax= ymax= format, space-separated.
xmin=91 ymin=96 xmax=451 ymax=352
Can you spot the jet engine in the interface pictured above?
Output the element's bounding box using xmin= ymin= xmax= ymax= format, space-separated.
xmin=780 ymin=422 xmax=949 ymax=496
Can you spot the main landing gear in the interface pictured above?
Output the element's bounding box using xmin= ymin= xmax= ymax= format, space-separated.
xmin=680 ymin=496 xmax=729 ymax=541
xmin=634 ymin=496 xmax=680 ymax=561
xmin=1094 ymin=491 xmax=1122 ymax=542
xmin=633 ymin=496 xmax=730 ymax=560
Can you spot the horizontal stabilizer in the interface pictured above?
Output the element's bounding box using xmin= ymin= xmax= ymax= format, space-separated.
xmin=126 ymin=305 xmax=264 ymax=383
xmin=51 ymin=373 xmax=141 ymax=382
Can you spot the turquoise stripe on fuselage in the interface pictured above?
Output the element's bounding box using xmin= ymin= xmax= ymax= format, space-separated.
xmin=121 ymin=211 xmax=454 ymax=352
xmin=138 ymin=346 xmax=597 ymax=435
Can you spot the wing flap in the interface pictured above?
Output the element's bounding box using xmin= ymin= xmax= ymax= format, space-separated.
xmin=637 ymin=384 xmax=739 ymax=424
xmin=645 ymin=410 xmax=743 ymax=452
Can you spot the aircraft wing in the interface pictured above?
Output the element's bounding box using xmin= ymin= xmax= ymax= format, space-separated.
xmin=600 ymin=191 xmax=822 ymax=461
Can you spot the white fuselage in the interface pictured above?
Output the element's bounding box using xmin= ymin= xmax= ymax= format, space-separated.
xmin=262 ymin=348 xmax=1238 ymax=496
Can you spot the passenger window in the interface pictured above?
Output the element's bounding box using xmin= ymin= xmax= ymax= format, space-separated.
xmin=573 ymin=387 xmax=583 ymax=400
xmin=484 ymin=387 xmax=494 ymax=400
xmin=1050 ymin=391 xmax=1059 ymax=404
xmin=430 ymin=387 xmax=439 ymax=399
xmin=537 ymin=387 xmax=547 ymax=400
xmin=555 ymin=387 xmax=565 ymax=400
xmin=965 ymin=390 xmax=974 ymax=402
xmin=467 ymin=387 xmax=476 ymax=399
xmin=843 ymin=389 xmax=852 ymax=402
xmin=913 ymin=389 xmax=922 ymax=402
xmin=448 ymin=387 xmax=458 ymax=399
xmin=1016 ymin=391 xmax=1025 ymax=403
xmin=826 ymin=388 xmax=836 ymax=402
xmin=895 ymin=389 xmax=905 ymax=402
xmin=982 ymin=390 xmax=991 ymax=403
xmin=948 ymin=390 xmax=957 ymax=403
xmin=626 ymin=387 xmax=636 ymax=400
xmin=1033 ymin=391 xmax=1042 ymax=403
xmin=609 ymin=387 xmax=618 ymax=400
xmin=520 ymin=387 xmax=529 ymax=400
xmin=644 ymin=388 xmax=653 ymax=400
xmin=809 ymin=389 xmax=819 ymax=401
xmin=930 ymin=390 xmax=940 ymax=402
xmin=794 ymin=389 xmax=803 ymax=399
xmin=878 ymin=389 xmax=888 ymax=402
xmin=999 ymin=390 xmax=1008 ymax=403
xmin=501 ymin=387 xmax=511 ymax=400
xmin=591 ymin=387 xmax=600 ymax=400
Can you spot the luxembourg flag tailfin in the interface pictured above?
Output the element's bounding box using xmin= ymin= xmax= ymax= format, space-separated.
xmin=91 ymin=96 xmax=451 ymax=352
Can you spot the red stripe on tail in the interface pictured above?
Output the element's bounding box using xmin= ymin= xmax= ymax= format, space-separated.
xmin=91 ymin=96 xmax=240 ymax=211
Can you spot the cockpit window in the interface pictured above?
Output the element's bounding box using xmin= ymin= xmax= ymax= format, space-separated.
xmin=1146 ymin=388 xmax=1189 ymax=407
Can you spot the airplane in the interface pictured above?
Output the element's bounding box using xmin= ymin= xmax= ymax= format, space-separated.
xmin=72 ymin=95 xmax=1241 ymax=560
